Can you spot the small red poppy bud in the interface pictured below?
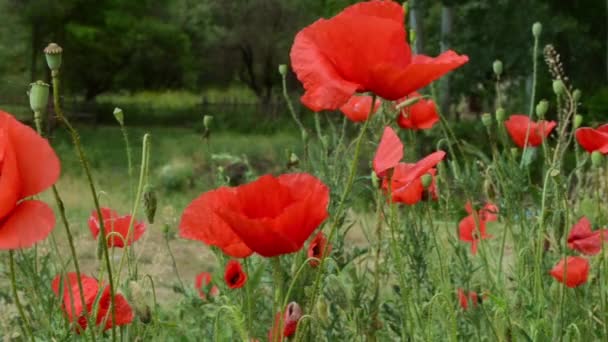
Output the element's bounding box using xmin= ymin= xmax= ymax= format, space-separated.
xmin=535 ymin=100 xmax=549 ymax=118
xmin=224 ymin=260 xmax=247 ymax=289
xmin=592 ymin=151 xmax=604 ymax=168
xmin=492 ymin=60 xmax=503 ymax=77
xmin=307 ymin=232 xmax=331 ymax=267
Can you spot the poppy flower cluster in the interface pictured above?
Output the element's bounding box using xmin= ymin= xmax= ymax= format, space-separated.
xmin=373 ymin=127 xmax=445 ymax=204
xmin=195 ymin=272 xmax=219 ymax=300
xmin=505 ymin=114 xmax=556 ymax=148
xmin=88 ymin=208 xmax=147 ymax=248
xmin=458 ymin=202 xmax=499 ymax=254
xmin=52 ymin=273 xmax=133 ymax=332
xmin=575 ymin=124 xmax=608 ymax=154
xmin=0 ymin=110 xmax=60 ymax=250
xmin=396 ymin=93 xmax=439 ymax=130
xmin=289 ymin=0 xmax=468 ymax=113
xmin=179 ymin=173 xmax=329 ymax=258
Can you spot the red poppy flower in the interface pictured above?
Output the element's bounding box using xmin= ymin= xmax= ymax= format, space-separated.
xmin=195 ymin=272 xmax=220 ymax=300
xmin=575 ymin=124 xmax=608 ymax=154
xmin=224 ymin=260 xmax=247 ymax=289
xmin=457 ymin=288 xmax=479 ymax=310
xmin=339 ymin=95 xmax=381 ymax=122
xmin=550 ymin=256 xmax=589 ymax=288
xmin=567 ymin=217 xmax=608 ymax=256
xmin=458 ymin=202 xmax=498 ymax=254
xmin=396 ymin=93 xmax=439 ymax=130
xmin=0 ymin=110 xmax=60 ymax=250
xmin=373 ymin=126 xmax=403 ymax=178
xmin=290 ymin=0 xmax=469 ymax=112
xmin=51 ymin=273 xmax=133 ymax=332
xmin=504 ymin=114 xmax=556 ymax=148
xmin=307 ymin=231 xmax=331 ymax=267
xmin=268 ymin=302 xmax=302 ymax=341
xmin=88 ymin=208 xmax=146 ymax=248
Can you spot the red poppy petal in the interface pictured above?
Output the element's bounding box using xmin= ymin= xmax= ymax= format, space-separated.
xmin=575 ymin=128 xmax=608 ymax=154
xmin=235 ymin=175 xmax=294 ymax=219
xmin=224 ymin=260 xmax=247 ymax=289
xmin=398 ymin=98 xmax=439 ymax=130
xmin=598 ymin=124 xmax=608 ymax=134
xmin=392 ymin=151 xmax=445 ymax=185
xmin=340 ymin=0 xmax=405 ymax=23
xmin=373 ymin=127 xmax=403 ymax=176
xmin=0 ymin=200 xmax=55 ymax=249
xmin=550 ymin=256 xmax=589 ymax=288
xmin=339 ymin=95 xmax=381 ymax=122
xmin=391 ymin=178 xmax=424 ymax=204
xmin=88 ymin=208 xmax=117 ymax=240
xmin=1 ymin=111 xmax=60 ymax=198
xmin=97 ymin=287 xmax=134 ymax=330
xmin=0 ymin=129 xmax=20 ymax=220
xmin=52 ymin=273 xmax=99 ymax=323
xmin=568 ymin=216 xmax=594 ymax=243
xmin=569 ymin=235 xmax=603 ymax=256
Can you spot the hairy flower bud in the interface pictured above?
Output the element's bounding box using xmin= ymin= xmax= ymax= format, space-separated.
xmin=592 ymin=151 xmax=604 ymax=168
xmin=532 ymin=22 xmax=542 ymax=38
xmin=44 ymin=43 xmax=63 ymax=71
xmin=143 ymin=184 xmax=157 ymax=224
xmin=113 ymin=107 xmax=125 ymax=126
xmin=495 ymin=108 xmax=506 ymax=122
xmin=492 ymin=60 xmax=503 ymax=77
xmin=481 ymin=113 xmax=492 ymax=127
xmin=552 ymin=79 xmax=565 ymax=96
xmin=574 ymin=115 xmax=583 ymax=129
xmin=535 ymin=100 xmax=549 ymax=118
xmin=29 ymin=81 xmax=50 ymax=113
xmin=573 ymin=89 xmax=582 ymax=102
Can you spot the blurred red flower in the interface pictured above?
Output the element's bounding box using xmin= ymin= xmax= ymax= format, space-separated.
xmin=458 ymin=202 xmax=499 ymax=254
xmin=195 ymin=272 xmax=220 ymax=300
xmin=504 ymin=114 xmax=556 ymax=148
xmin=575 ymin=124 xmax=608 ymax=154
xmin=307 ymin=231 xmax=331 ymax=267
xmin=52 ymin=273 xmax=133 ymax=333
xmin=224 ymin=260 xmax=247 ymax=289
xmin=457 ymin=288 xmax=479 ymax=310
xmin=290 ymin=0 xmax=468 ymax=112
xmin=396 ymin=93 xmax=439 ymax=130
xmin=268 ymin=302 xmax=302 ymax=341
xmin=0 ymin=110 xmax=60 ymax=250
xmin=550 ymin=256 xmax=589 ymax=288
xmin=88 ymin=208 xmax=146 ymax=248
xmin=339 ymin=95 xmax=381 ymax=122
xmin=567 ymin=217 xmax=608 ymax=256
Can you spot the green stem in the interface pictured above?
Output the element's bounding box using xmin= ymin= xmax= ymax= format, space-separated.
xmin=281 ymin=69 xmax=308 ymax=162
xmin=119 ymin=124 xmax=134 ymax=195
xmin=9 ymin=251 xmax=34 ymax=342
xmin=521 ymin=33 xmax=540 ymax=168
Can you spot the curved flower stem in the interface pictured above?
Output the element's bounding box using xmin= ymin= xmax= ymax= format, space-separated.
xmin=9 ymin=251 xmax=34 ymax=342
xmin=51 ymin=70 xmax=116 ymax=341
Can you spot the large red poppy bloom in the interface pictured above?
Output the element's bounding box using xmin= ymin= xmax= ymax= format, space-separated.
xmin=575 ymin=124 xmax=608 ymax=154
xmin=396 ymin=93 xmax=439 ymax=130
xmin=504 ymin=114 xmax=556 ymax=148
xmin=88 ymin=208 xmax=146 ymax=248
xmin=550 ymin=256 xmax=589 ymax=288
xmin=268 ymin=302 xmax=302 ymax=341
xmin=224 ymin=260 xmax=247 ymax=289
xmin=0 ymin=110 xmax=60 ymax=250
xmin=458 ymin=202 xmax=498 ymax=254
xmin=567 ymin=217 xmax=608 ymax=256
xmin=195 ymin=272 xmax=220 ymax=300
xmin=51 ymin=273 xmax=133 ymax=332
xmin=339 ymin=95 xmax=381 ymax=122
xmin=290 ymin=0 xmax=469 ymax=112
xmin=181 ymin=173 xmax=329 ymax=258
xmin=307 ymin=231 xmax=331 ymax=267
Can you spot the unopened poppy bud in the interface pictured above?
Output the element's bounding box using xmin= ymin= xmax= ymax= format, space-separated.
xmin=573 ymin=89 xmax=581 ymax=101
xmin=285 ymin=302 xmax=302 ymax=323
xmin=552 ymin=79 xmax=565 ymax=96
xmin=592 ymin=151 xmax=604 ymax=168
xmin=371 ymin=171 xmax=380 ymax=188
xmin=510 ymin=147 xmax=519 ymax=159
xmin=129 ymin=281 xmax=152 ymax=324
xmin=113 ymin=107 xmax=124 ymax=126
xmin=44 ymin=43 xmax=63 ymax=71
xmin=421 ymin=173 xmax=433 ymax=188
xmin=574 ymin=115 xmax=583 ymax=129
xmin=278 ymin=64 xmax=288 ymax=76
xmin=481 ymin=113 xmax=492 ymax=127
xmin=532 ymin=22 xmax=542 ymax=38
xmin=203 ymin=115 xmax=213 ymax=130
xmin=315 ymin=298 xmax=329 ymax=322
xmin=535 ymin=100 xmax=549 ymax=118
xmin=492 ymin=60 xmax=503 ymax=77
xmin=495 ymin=108 xmax=505 ymax=122
xmin=29 ymin=81 xmax=50 ymax=113
xmin=550 ymin=169 xmax=560 ymax=177
xmin=143 ymin=184 xmax=157 ymax=224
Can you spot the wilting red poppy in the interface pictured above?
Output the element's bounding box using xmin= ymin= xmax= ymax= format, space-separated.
xmin=457 ymin=288 xmax=479 ymax=310
xmin=550 ymin=256 xmax=589 ymax=288
xmin=458 ymin=202 xmax=498 ymax=254
xmin=567 ymin=217 xmax=608 ymax=256
xmin=575 ymin=124 xmax=608 ymax=154
xmin=224 ymin=260 xmax=247 ymax=289
xmin=290 ymin=0 xmax=468 ymax=112
xmin=339 ymin=95 xmax=381 ymax=122
xmin=268 ymin=302 xmax=302 ymax=341
xmin=88 ymin=208 xmax=146 ymax=248
xmin=504 ymin=114 xmax=556 ymax=148
xmin=0 ymin=110 xmax=60 ymax=250
xmin=307 ymin=231 xmax=332 ymax=267
xmin=396 ymin=93 xmax=439 ymax=130
xmin=52 ymin=273 xmax=133 ymax=332
xmin=195 ymin=272 xmax=220 ymax=300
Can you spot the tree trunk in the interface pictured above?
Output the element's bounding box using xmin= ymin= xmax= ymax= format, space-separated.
xmin=439 ymin=5 xmax=453 ymax=118
xmin=408 ymin=0 xmax=424 ymax=54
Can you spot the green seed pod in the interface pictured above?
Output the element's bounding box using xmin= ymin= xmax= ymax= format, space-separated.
xmin=574 ymin=115 xmax=583 ymax=129
xmin=492 ymin=60 xmax=503 ymax=77
xmin=495 ymin=108 xmax=506 ymax=122
xmin=29 ymin=81 xmax=50 ymax=113
xmin=44 ymin=43 xmax=63 ymax=71
xmin=421 ymin=173 xmax=433 ymax=188
xmin=552 ymin=79 xmax=565 ymax=96
xmin=113 ymin=107 xmax=125 ymax=126
xmin=573 ymin=89 xmax=582 ymax=102
xmin=592 ymin=151 xmax=604 ymax=168
xmin=535 ymin=100 xmax=549 ymax=118
xmin=481 ymin=113 xmax=492 ymax=127
xmin=278 ymin=64 xmax=288 ymax=76
xmin=532 ymin=22 xmax=542 ymax=38
xmin=143 ymin=184 xmax=158 ymax=224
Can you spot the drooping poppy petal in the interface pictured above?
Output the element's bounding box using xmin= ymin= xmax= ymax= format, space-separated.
xmin=307 ymin=231 xmax=331 ymax=267
xmin=550 ymin=256 xmax=589 ymax=288
xmin=88 ymin=207 xmax=146 ymax=248
xmin=373 ymin=126 xmax=403 ymax=177
xmin=0 ymin=200 xmax=55 ymax=250
xmin=575 ymin=127 xmax=608 ymax=154
xmin=195 ymin=272 xmax=220 ymax=300
xmin=382 ymin=151 xmax=445 ymax=205
xmin=339 ymin=95 xmax=381 ymax=122
xmin=224 ymin=260 xmax=247 ymax=289
xmin=504 ymin=114 xmax=556 ymax=148
xmin=567 ymin=217 xmax=608 ymax=255
xmin=396 ymin=93 xmax=439 ymax=130
xmin=290 ymin=1 xmax=468 ymax=112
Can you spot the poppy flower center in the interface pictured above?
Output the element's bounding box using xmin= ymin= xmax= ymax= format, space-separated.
xmin=312 ymin=243 xmax=321 ymax=256
xmin=229 ymin=272 xmax=241 ymax=285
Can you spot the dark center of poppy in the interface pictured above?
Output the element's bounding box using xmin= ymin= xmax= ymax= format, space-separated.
xmin=312 ymin=243 xmax=321 ymax=256
xmin=230 ymin=272 xmax=241 ymax=285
